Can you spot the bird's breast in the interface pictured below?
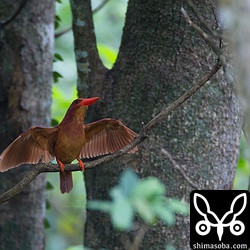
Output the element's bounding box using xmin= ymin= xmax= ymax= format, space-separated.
xmin=54 ymin=124 xmax=85 ymax=164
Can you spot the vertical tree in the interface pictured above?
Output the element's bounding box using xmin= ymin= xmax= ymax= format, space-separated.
xmin=70 ymin=0 xmax=242 ymax=249
xmin=0 ymin=1 xmax=54 ymax=249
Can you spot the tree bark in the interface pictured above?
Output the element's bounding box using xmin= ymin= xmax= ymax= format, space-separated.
xmin=0 ymin=1 xmax=54 ymax=249
xmin=70 ymin=0 xmax=241 ymax=249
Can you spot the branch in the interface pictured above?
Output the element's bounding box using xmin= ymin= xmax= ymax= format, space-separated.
xmin=121 ymin=223 xmax=149 ymax=250
xmin=186 ymin=0 xmax=222 ymax=39
xmin=93 ymin=0 xmax=110 ymax=14
xmin=55 ymin=27 xmax=72 ymax=39
xmin=181 ymin=7 xmax=234 ymax=90
xmin=130 ymin=223 xmax=149 ymax=250
xmin=181 ymin=7 xmax=224 ymax=63
xmin=161 ymin=148 xmax=201 ymax=190
xmin=0 ymin=62 xmax=221 ymax=204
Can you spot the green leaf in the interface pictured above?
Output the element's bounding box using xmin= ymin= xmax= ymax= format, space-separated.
xmin=46 ymin=181 xmax=54 ymax=190
xmin=87 ymin=200 xmax=111 ymax=213
xmin=165 ymin=198 xmax=190 ymax=215
xmin=134 ymin=199 xmax=156 ymax=224
xmin=154 ymin=204 xmax=175 ymax=226
xmin=110 ymin=198 xmax=134 ymax=230
xmin=110 ymin=186 xmax=125 ymax=201
xmin=53 ymin=53 xmax=64 ymax=62
xmin=53 ymin=71 xmax=63 ymax=83
xmin=51 ymin=118 xmax=59 ymax=126
xmin=55 ymin=15 xmax=61 ymax=29
xmin=119 ymin=169 xmax=139 ymax=197
xmin=46 ymin=199 xmax=51 ymax=209
xmin=133 ymin=177 xmax=166 ymax=201
xmin=44 ymin=218 xmax=51 ymax=229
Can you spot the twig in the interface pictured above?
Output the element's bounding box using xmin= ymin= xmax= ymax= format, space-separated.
xmin=121 ymin=223 xmax=149 ymax=250
xmin=0 ymin=62 xmax=221 ymax=204
xmin=0 ymin=0 xmax=28 ymax=28
xmin=181 ymin=6 xmax=235 ymax=91
xmin=93 ymin=0 xmax=110 ymax=14
xmin=55 ymin=27 xmax=72 ymax=38
xmin=130 ymin=223 xmax=149 ymax=250
xmin=181 ymin=7 xmax=226 ymax=69
xmin=186 ymin=0 xmax=222 ymax=39
xmin=161 ymin=148 xmax=200 ymax=190
xmin=0 ymin=166 xmax=41 ymax=204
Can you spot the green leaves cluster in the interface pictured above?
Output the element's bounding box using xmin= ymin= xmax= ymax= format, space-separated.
xmin=88 ymin=169 xmax=189 ymax=231
xmin=53 ymin=53 xmax=64 ymax=83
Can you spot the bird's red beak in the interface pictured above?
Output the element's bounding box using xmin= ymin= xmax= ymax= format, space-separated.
xmin=81 ymin=97 xmax=99 ymax=106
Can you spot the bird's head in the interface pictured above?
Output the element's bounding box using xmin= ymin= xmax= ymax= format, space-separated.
xmin=62 ymin=97 xmax=99 ymax=123
xmin=70 ymin=97 xmax=99 ymax=109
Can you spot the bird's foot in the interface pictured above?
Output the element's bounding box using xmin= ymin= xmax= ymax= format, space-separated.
xmin=56 ymin=158 xmax=65 ymax=172
xmin=77 ymin=158 xmax=85 ymax=171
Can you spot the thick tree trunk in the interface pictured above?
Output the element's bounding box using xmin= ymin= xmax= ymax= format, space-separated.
xmin=0 ymin=1 xmax=54 ymax=249
xmin=70 ymin=0 xmax=241 ymax=249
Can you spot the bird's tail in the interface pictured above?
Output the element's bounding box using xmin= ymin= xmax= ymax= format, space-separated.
xmin=60 ymin=172 xmax=73 ymax=193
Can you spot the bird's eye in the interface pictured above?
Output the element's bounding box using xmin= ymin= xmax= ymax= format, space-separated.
xmin=74 ymin=100 xmax=79 ymax=104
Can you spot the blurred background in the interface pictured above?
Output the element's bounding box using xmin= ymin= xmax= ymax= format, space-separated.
xmin=46 ymin=0 xmax=250 ymax=249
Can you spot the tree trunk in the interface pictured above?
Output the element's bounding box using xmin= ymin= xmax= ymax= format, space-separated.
xmin=70 ymin=0 xmax=241 ymax=249
xmin=0 ymin=1 xmax=54 ymax=249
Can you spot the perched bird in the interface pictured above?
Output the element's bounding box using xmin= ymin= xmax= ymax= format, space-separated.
xmin=0 ymin=97 xmax=138 ymax=193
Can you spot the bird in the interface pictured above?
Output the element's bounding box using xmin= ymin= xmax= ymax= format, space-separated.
xmin=0 ymin=97 xmax=138 ymax=193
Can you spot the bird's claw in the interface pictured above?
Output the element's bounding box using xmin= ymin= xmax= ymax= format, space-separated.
xmin=77 ymin=158 xmax=85 ymax=171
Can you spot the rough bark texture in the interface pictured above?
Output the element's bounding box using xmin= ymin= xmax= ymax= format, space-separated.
xmin=70 ymin=0 xmax=242 ymax=249
xmin=0 ymin=0 xmax=54 ymax=249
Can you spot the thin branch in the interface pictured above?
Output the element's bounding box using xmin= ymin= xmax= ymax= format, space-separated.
xmin=186 ymin=0 xmax=222 ymax=39
xmin=130 ymin=223 xmax=149 ymax=250
xmin=181 ymin=7 xmax=227 ymax=69
xmin=0 ymin=0 xmax=28 ymax=28
xmin=161 ymin=148 xmax=200 ymax=190
xmin=0 ymin=166 xmax=41 ymax=204
xmin=55 ymin=27 xmax=72 ymax=38
xmin=93 ymin=0 xmax=110 ymax=14
xmin=0 ymin=62 xmax=221 ymax=204
xmin=121 ymin=223 xmax=149 ymax=250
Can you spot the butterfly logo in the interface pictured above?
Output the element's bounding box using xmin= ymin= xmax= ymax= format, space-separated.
xmin=193 ymin=193 xmax=247 ymax=241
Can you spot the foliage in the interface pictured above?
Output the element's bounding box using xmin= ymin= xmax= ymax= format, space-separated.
xmin=88 ymin=169 xmax=189 ymax=231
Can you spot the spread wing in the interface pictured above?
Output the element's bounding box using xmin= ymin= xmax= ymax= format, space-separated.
xmin=0 ymin=126 xmax=57 ymax=172
xmin=81 ymin=118 xmax=138 ymax=159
